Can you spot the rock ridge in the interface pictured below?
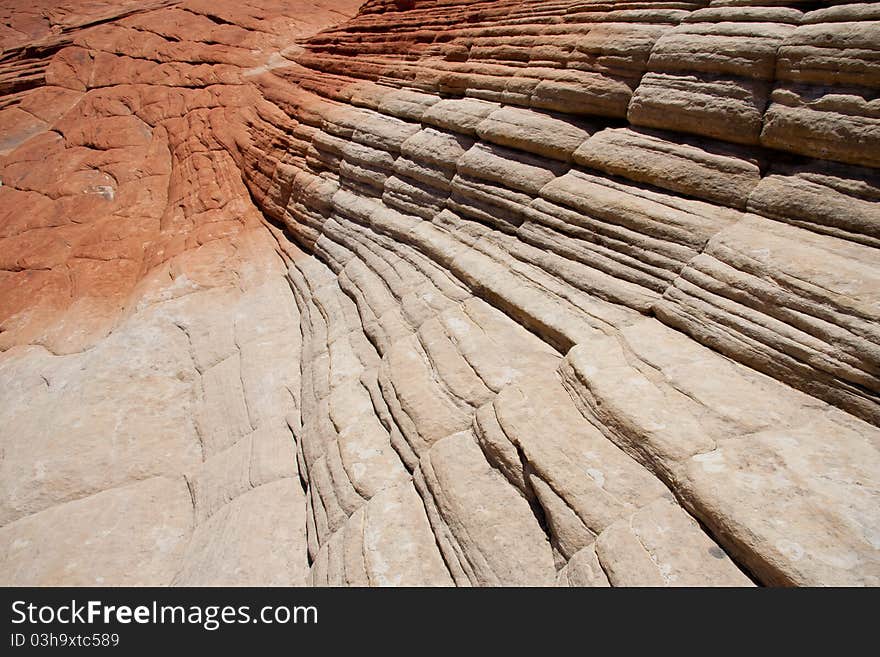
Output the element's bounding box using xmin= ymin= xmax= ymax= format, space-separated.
xmin=0 ymin=0 xmax=878 ymax=586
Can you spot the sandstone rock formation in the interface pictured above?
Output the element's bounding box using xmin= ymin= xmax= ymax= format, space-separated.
xmin=0 ymin=0 xmax=878 ymax=587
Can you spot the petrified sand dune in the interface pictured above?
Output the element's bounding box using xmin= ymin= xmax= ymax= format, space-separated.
xmin=0 ymin=0 xmax=878 ymax=587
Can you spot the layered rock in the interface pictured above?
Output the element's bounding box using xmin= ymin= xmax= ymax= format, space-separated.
xmin=0 ymin=0 xmax=362 ymax=586
xmin=1 ymin=0 xmax=879 ymax=587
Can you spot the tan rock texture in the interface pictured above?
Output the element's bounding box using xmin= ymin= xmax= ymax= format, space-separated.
xmin=0 ymin=0 xmax=878 ymax=587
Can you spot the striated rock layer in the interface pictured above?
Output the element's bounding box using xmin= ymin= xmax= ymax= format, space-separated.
xmin=1 ymin=0 xmax=879 ymax=586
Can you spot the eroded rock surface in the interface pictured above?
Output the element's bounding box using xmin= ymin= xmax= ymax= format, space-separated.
xmin=1 ymin=0 xmax=878 ymax=586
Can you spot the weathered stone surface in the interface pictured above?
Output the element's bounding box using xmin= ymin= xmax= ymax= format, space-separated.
xmin=747 ymin=159 xmax=880 ymax=246
xmin=657 ymin=214 xmax=880 ymax=425
xmin=1 ymin=0 xmax=879 ymax=588
xmin=0 ymin=476 xmax=192 ymax=586
xmin=560 ymin=319 xmax=880 ymax=586
xmin=574 ymin=127 xmax=763 ymax=209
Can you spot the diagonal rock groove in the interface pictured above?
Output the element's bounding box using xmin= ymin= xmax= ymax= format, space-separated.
xmin=0 ymin=0 xmax=878 ymax=587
